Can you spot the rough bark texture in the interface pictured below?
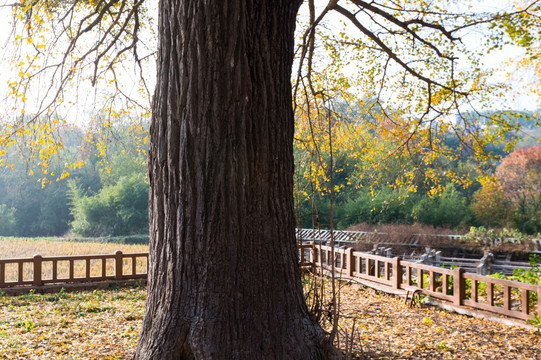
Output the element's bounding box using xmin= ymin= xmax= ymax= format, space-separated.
xmin=134 ymin=1 xmax=329 ymax=359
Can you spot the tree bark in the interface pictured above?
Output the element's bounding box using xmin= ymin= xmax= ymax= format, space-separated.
xmin=135 ymin=1 xmax=329 ymax=359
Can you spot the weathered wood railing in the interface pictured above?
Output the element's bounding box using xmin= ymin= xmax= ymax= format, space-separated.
xmin=1 ymin=244 xmax=539 ymax=323
xmin=312 ymin=244 xmax=541 ymax=322
xmin=297 ymin=227 xmax=541 ymax=247
xmin=0 ymin=251 xmax=148 ymax=288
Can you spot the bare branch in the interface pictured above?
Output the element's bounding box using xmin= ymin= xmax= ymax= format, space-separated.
xmin=81 ymin=0 xmax=120 ymax=35
xmin=350 ymin=0 xmax=459 ymax=47
xmin=333 ymin=4 xmax=466 ymax=96
xmin=293 ymin=0 xmax=338 ymax=103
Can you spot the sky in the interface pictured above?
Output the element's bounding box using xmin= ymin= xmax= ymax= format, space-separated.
xmin=0 ymin=0 xmax=538 ymax=123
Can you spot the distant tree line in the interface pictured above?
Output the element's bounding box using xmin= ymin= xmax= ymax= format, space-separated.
xmin=295 ymin=108 xmax=541 ymax=234
xmin=0 ymin=121 xmax=149 ymax=237
xmin=0 ymin=111 xmax=539 ymax=237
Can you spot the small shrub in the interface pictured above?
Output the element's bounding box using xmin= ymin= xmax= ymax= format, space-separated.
xmin=462 ymin=226 xmax=528 ymax=247
xmin=511 ymin=255 xmax=540 ymax=286
xmin=527 ymin=314 xmax=541 ymax=331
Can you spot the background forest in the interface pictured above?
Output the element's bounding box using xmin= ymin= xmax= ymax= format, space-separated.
xmin=0 ymin=107 xmax=539 ymax=238
xmin=1 ymin=0 xmax=541 ymax=241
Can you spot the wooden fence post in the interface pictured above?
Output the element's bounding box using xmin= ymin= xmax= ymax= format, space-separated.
xmin=0 ymin=262 xmax=4 ymax=287
xmin=33 ymin=254 xmax=43 ymax=286
xmin=309 ymin=244 xmax=315 ymax=271
xmin=429 ymin=270 xmax=436 ymax=292
xmin=115 ymin=251 xmax=123 ymax=280
xmin=537 ymin=285 xmax=541 ymax=317
xmin=453 ymin=267 xmax=465 ymax=306
xmin=392 ymin=257 xmax=402 ymax=290
xmin=346 ymin=248 xmax=354 ymax=277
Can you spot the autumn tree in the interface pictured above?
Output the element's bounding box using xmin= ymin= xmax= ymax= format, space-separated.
xmin=473 ymin=145 xmax=541 ymax=232
xmin=472 ymin=176 xmax=511 ymax=227
xmin=2 ymin=0 xmax=541 ymax=358
xmin=500 ymin=145 xmax=540 ymax=232
xmin=499 ymin=0 xmax=541 ymax=105
xmin=291 ymin=1 xmax=540 ymax=238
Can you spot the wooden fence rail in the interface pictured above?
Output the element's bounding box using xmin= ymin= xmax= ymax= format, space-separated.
xmin=1 ymin=244 xmax=539 ymax=324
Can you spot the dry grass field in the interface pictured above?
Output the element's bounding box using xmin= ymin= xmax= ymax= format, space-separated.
xmin=0 ymin=237 xmax=149 ymax=259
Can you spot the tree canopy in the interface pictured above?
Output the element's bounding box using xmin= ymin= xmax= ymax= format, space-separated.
xmin=0 ymin=0 xmax=539 ymax=174
xmin=2 ymin=0 xmax=541 ymax=358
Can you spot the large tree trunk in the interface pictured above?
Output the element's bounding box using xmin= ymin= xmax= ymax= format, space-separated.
xmin=135 ymin=1 xmax=329 ymax=359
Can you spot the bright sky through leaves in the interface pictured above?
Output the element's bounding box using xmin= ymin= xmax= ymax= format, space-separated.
xmin=0 ymin=0 xmax=538 ymax=126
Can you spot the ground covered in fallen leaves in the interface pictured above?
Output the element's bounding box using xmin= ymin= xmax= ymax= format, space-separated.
xmin=0 ymin=286 xmax=145 ymax=359
xmin=325 ymin=282 xmax=541 ymax=359
xmin=0 ymin=282 xmax=539 ymax=359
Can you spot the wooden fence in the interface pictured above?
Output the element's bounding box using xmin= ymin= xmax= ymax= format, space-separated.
xmin=0 ymin=251 xmax=148 ymax=288
xmin=307 ymin=243 xmax=541 ymax=323
xmin=1 ymin=244 xmax=539 ymax=324
xmin=297 ymin=227 xmax=541 ymax=247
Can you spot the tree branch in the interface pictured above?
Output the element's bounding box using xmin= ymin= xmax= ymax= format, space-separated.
xmin=333 ymin=4 xmax=466 ymax=95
